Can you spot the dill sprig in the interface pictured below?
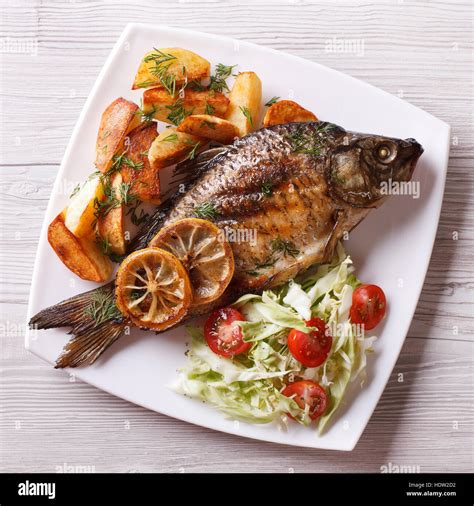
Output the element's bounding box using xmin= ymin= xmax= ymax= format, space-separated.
xmin=209 ymin=63 xmax=237 ymax=93
xmin=265 ymin=96 xmax=280 ymax=107
xmin=200 ymin=119 xmax=216 ymax=130
xmin=285 ymin=123 xmax=336 ymax=157
xmin=160 ymin=133 xmax=179 ymax=142
xmin=84 ymin=287 xmax=122 ymax=326
xmin=118 ymin=182 xmax=137 ymax=206
xmin=111 ymin=152 xmax=144 ymax=172
xmin=127 ymin=200 xmax=149 ymax=226
xmin=95 ymin=234 xmax=124 ymax=263
xmin=136 ymin=104 xmax=158 ymax=122
xmin=93 ymin=174 xmax=139 ymax=223
xmin=187 ymin=79 xmax=206 ymax=91
xmin=185 ymin=140 xmax=201 ymax=160
xmin=204 ymin=102 xmax=215 ymax=115
xmin=70 ymin=183 xmax=81 ymax=198
xmin=246 ymin=237 xmax=300 ymax=277
xmin=194 ymin=201 xmax=220 ymax=219
xmin=261 ymin=182 xmax=273 ymax=196
xmin=270 ymin=237 xmax=300 ymax=258
xmin=240 ymin=106 xmax=253 ymax=127
xmin=166 ymin=99 xmax=192 ymax=126
xmin=144 ymin=49 xmax=178 ymax=95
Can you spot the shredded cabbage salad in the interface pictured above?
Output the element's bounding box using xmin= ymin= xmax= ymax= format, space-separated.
xmin=173 ymin=243 xmax=377 ymax=433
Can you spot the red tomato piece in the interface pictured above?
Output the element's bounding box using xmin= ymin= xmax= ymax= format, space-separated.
xmin=287 ymin=317 xmax=332 ymax=367
xmin=349 ymin=284 xmax=387 ymax=330
xmin=282 ymin=380 xmax=328 ymax=420
xmin=204 ymin=307 xmax=249 ymax=357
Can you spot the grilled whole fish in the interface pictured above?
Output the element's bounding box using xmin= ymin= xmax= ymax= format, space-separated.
xmin=30 ymin=122 xmax=423 ymax=367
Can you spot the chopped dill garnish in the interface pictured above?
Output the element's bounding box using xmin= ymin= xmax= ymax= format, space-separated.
xmin=127 ymin=200 xmax=149 ymax=226
xmin=70 ymin=183 xmax=81 ymax=198
xmin=194 ymin=201 xmax=220 ymax=219
xmin=265 ymin=96 xmax=280 ymax=107
xmin=111 ymin=152 xmax=143 ymax=172
xmin=245 ymin=256 xmax=277 ymax=277
xmin=244 ymin=238 xmax=299 ymax=277
xmin=240 ymin=106 xmax=253 ymax=127
xmin=200 ymin=119 xmax=216 ymax=130
xmin=136 ymin=104 xmax=158 ymax=122
xmin=95 ymin=234 xmax=124 ymax=263
xmin=118 ymin=182 xmax=137 ymax=206
xmin=187 ymin=79 xmax=206 ymax=91
xmin=185 ymin=140 xmax=201 ymax=160
xmin=93 ymin=174 xmax=138 ymax=222
xmin=209 ymin=63 xmax=237 ymax=93
xmin=135 ymin=79 xmax=158 ymax=89
xmin=285 ymin=123 xmax=336 ymax=157
xmin=144 ymin=48 xmax=178 ymax=95
xmin=160 ymin=133 xmax=179 ymax=143
xmin=84 ymin=287 xmax=122 ymax=326
xmin=166 ymin=99 xmax=192 ymax=126
xmin=270 ymin=237 xmax=299 ymax=258
xmin=261 ymin=182 xmax=273 ymax=196
xmin=88 ymin=170 xmax=101 ymax=180
xmin=204 ymin=102 xmax=215 ymax=115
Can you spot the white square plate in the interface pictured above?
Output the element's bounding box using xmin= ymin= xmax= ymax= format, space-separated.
xmin=26 ymin=23 xmax=450 ymax=450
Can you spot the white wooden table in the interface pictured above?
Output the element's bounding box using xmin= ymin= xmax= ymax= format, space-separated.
xmin=0 ymin=0 xmax=472 ymax=473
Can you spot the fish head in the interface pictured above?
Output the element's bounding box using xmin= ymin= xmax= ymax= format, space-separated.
xmin=328 ymin=132 xmax=423 ymax=207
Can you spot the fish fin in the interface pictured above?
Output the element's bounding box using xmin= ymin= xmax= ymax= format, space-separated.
xmin=170 ymin=145 xmax=228 ymax=186
xmin=29 ymin=282 xmax=114 ymax=330
xmin=130 ymin=145 xmax=229 ymax=250
xmin=55 ymin=321 xmax=125 ymax=368
xmin=29 ymin=282 xmax=127 ymax=368
xmin=128 ymin=201 xmax=173 ymax=251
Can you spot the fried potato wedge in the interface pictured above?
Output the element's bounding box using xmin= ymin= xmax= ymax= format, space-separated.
xmin=263 ymin=100 xmax=317 ymax=127
xmin=65 ymin=176 xmax=104 ymax=238
xmin=148 ymin=128 xmax=205 ymax=170
xmin=225 ymin=72 xmax=262 ymax=137
xmin=177 ymin=114 xmax=239 ymax=144
xmin=132 ymin=48 xmax=210 ymax=90
xmin=142 ymin=88 xmax=229 ymax=124
xmin=48 ymin=211 xmax=112 ymax=283
xmin=95 ymin=97 xmax=140 ymax=173
xmin=120 ymin=122 xmax=160 ymax=203
xmin=97 ymin=172 xmax=126 ymax=255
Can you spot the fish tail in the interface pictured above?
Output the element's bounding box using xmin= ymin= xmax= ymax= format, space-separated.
xmin=29 ymin=282 xmax=127 ymax=368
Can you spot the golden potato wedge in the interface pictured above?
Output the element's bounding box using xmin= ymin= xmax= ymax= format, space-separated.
xmin=132 ymin=48 xmax=210 ymax=90
xmin=120 ymin=122 xmax=160 ymax=203
xmin=148 ymin=128 xmax=205 ymax=170
xmin=65 ymin=175 xmax=104 ymax=238
xmin=263 ymin=100 xmax=317 ymax=127
xmin=97 ymin=172 xmax=126 ymax=255
xmin=48 ymin=211 xmax=113 ymax=283
xmin=177 ymin=115 xmax=239 ymax=144
xmin=225 ymin=72 xmax=262 ymax=137
xmin=95 ymin=97 xmax=140 ymax=173
xmin=142 ymin=88 xmax=229 ymax=124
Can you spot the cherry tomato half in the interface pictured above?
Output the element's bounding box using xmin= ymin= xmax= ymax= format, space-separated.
xmin=349 ymin=284 xmax=387 ymax=330
xmin=282 ymin=380 xmax=328 ymax=420
xmin=287 ymin=317 xmax=332 ymax=368
xmin=204 ymin=307 xmax=249 ymax=358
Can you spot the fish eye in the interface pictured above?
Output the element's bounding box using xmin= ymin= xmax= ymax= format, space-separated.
xmin=375 ymin=143 xmax=396 ymax=163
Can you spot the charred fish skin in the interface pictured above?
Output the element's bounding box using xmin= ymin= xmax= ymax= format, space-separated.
xmin=160 ymin=122 xmax=423 ymax=294
xmin=29 ymin=121 xmax=423 ymax=367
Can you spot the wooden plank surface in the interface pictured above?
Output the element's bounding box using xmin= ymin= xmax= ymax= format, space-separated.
xmin=0 ymin=0 xmax=472 ymax=473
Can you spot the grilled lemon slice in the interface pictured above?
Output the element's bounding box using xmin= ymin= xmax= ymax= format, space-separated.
xmin=115 ymin=248 xmax=192 ymax=331
xmin=150 ymin=218 xmax=234 ymax=306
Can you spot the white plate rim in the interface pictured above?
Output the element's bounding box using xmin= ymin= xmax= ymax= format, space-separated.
xmin=25 ymin=23 xmax=451 ymax=451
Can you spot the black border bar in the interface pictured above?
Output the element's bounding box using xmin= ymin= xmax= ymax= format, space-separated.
xmin=0 ymin=473 xmax=471 ymax=506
